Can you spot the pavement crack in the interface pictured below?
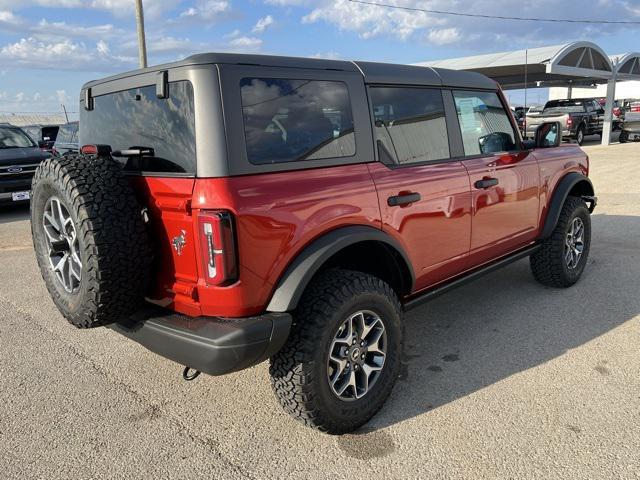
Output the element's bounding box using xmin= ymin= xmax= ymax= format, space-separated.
xmin=0 ymin=297 xmax=258 ymax=480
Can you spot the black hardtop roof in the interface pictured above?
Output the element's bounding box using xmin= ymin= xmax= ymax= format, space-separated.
xmin=82 ymin=52 xmax=497 ymax=91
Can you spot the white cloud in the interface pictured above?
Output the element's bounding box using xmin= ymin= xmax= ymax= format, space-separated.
xmin=178 ymin=0 xmax=231 ymax=21
xmin=0 ymin=37 xmax=135 ymax=71
xmin=426 ymin=27 xmax=461 ymax=45
xmin=33 ymin=92 xmax=42 ymax=101
xmin=311 ymin=51 xmax=341 ymax=59
xmin=252 ymin=15 xmax=274 ymax=33
xmin=228 ymin=36 xmax=262 ymax=50
xmin=0 ymin=0 xmax=181 ymax=18
xmin=56 ymin=90 xmax=69 ymax=104
xmin=272 ymin=0 xmax=638 ymax=47
xmin=15 ymin=91 xmax=24 ymax=102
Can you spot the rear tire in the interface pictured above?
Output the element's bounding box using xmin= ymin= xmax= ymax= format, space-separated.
xmin=619 ymin=131 xmax=629 ymax=143
xmin=31 ymin=154 xmax=150 ymax=328
xmin=530 ymin=196 xmax=591 ymax=288
xmin=269 ymin=270 xmax=403 ymax=434
xmin=575 ymin=126 xmax=585 ymax=145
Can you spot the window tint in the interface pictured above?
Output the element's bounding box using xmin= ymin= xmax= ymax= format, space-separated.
xmin=240 ymin=78 xmax=355 ymax=165
xmin=453 ymin=91 xmax=517 ymax=155
xmin=80 ymin=81 xmax=196 ymax=174
xmin=0 ymin=126 xmax=36 ymax=148
xmin=370 ymin=87 xmax=449 ymax=164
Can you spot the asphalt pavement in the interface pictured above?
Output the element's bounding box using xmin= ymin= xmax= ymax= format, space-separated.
xmin=0 ymin=141 xmax=639 ymax=479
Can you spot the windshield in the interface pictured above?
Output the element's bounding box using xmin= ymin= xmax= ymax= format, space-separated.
xmin=0 ymin=126 xmax=37 ymax=148
xmin=543 ymin=100 xmax=585 ymax=114
xmin=55 ymin=122 xmax=79 ymax=143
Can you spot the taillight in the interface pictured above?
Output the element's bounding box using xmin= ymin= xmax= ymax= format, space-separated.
xmin=198 ymin=210 xmax=238 ymax=286
xmin=566 ymin=116 xmax=573 ymax=128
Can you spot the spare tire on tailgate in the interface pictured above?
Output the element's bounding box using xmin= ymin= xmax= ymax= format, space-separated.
xmin=30 ymin=153 xmax=151 ymax=328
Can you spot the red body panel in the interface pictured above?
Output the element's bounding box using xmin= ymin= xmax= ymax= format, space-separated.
xmin=134 ymin=147 xmax=588 ymax=318
xmin=190 ymin=163 xmax=380 ymax=317
xmin=462 ymin=151 xmax=541 ymax=265
xmin=367 ymin=161 xmax=472 ymax=291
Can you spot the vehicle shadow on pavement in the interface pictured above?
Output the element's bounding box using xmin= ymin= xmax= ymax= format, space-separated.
xmin=368 ymin=213 xmax=640 ymax=431
xmin=0 ymin=203 xmax=30 ymax=225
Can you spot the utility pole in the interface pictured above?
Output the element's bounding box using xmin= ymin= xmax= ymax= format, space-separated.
xmin=135 ymin=0 xmax=148 ymax=68
xmin=61 ymin=104 xmax=69 ymax=123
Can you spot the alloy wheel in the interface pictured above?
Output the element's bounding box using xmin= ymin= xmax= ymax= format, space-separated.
xmin=327 ymin=310 xmax=387 ymax=401
xmin=42 ymin=197 xmax=82 ymax=293
xmin=564 ymin=217 xmax=585 ymax=269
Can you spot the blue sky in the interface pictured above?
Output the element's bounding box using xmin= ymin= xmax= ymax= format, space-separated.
xmin=1 ymin=0 xmax=639 ymax=117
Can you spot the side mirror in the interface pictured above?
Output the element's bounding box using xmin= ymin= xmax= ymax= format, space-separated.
xmin=534 ymin=121 xmax=562 ymax=148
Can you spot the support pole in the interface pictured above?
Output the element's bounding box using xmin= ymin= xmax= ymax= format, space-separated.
xmin=135 ymin=0 xmax=148 ymax=69
xmin=602 ymin=58 xmax=618 ymax=146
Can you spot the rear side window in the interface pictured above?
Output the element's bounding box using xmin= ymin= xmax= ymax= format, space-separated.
xmin=370 ymin=87 xmax=449 ymax=164
xmin=80 ymin=81 xmax=196 ymax=174
xmin=239 ymin=78 xmax=355 ymax=165
xmin=453 ymin=91 xmax=517 ymax=156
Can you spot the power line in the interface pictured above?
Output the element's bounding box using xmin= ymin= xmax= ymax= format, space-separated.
xmin=348 ymin=0 xmax=640 ymax=24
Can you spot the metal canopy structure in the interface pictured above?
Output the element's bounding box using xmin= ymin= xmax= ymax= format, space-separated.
xmin=417 ymin=42 xmax=613 ymax=89
xmin=417 ymin=42 xmax=640 ymax=145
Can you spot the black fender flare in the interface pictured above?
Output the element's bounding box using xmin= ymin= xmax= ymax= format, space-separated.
xmin=540 ymin=173 xmax=595 ymax=239
xmin=266 ymin=226 xmax=415 ymax=313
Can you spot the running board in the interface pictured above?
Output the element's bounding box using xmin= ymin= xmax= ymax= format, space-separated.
xmin=404 ymin=244 xmax=541 ymax=311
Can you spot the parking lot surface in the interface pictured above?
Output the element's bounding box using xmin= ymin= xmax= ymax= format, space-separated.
xmin=1 ymin=142 xmax=639 ymax=479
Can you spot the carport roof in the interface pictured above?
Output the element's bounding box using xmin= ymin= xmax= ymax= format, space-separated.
xmin=416 ymin=41 xmax=619 ymax=90
xmin=613 ymin=52 xmax=640 ymax=79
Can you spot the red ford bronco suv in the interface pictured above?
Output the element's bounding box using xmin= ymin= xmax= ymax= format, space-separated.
xmin=30 ymin=53 xmax=596 ymax=434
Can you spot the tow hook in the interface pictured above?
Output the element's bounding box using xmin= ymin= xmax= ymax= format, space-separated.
xmin=182 ymin=366 xmax=201 ymax=381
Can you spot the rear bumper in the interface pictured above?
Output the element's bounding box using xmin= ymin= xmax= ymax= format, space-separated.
xmin=110 ymin=306 xmax=292 ymax=376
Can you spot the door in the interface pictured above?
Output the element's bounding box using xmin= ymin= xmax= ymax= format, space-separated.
xmin=367 ymin=86 xmax=472 ymax=291
xmin=451 ymin=90 xmax=540 ymax=266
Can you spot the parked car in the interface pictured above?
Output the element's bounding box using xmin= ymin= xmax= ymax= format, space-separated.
xmin=619 ymin=111 xmax=640 ymax=142
xmin=0 ymin=123 xmax=50 ymax=204
xmin=22 ymin=124 xmax=60 ymax=153
xmin=30 ymin=53 xmax=596 ymax=434
xmin=527 ymin=105 xmax=544 ymax=116
xmin=622 ymin=98 xmax=640 ymax=113
xmin=525 ymin=98 xmax=605 ymax=145
xmin=52 ymin=121 xmax=79 ymax=157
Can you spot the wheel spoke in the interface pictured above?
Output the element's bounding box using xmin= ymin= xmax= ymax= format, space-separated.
xmin=43 ymin=197 xmax=81 ymax=293
xmin=326 ymin=309 xmax=388 ymax=402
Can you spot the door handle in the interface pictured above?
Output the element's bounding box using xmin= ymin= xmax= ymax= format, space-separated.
xmin=387 ymin=192 xmax=421 ymax=207
xmin=474 ymin=178 xmax=499 ymax=189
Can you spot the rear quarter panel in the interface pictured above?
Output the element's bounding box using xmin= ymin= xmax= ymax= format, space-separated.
xmin=192 ymin=164 xmax=381 ymax=317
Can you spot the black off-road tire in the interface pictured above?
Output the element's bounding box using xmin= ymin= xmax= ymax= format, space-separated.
xmin=575 ymin=126 xmax=585 ymax=145
xmin=269 ymin=270 xmax=403 ymax=434
xmin=619 ymin=131 xmax=629 ymax=143
xmin=530 ymin=196 xmax=591 ymax=288
xmin=31 ymin=154 xmax=150 ymax=328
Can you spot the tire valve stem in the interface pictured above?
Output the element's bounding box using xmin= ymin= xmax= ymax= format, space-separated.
xmin=182 ymin=366 xmax=201 ymax=381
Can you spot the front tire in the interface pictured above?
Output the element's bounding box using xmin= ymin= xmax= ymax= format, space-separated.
xmin=269 ymin=270 xmax=403 ymax=434
xmin=530 ymin=196 xmax=591 ymax=288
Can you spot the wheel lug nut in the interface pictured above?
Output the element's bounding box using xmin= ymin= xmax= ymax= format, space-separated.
xmin=361 ymin=354 xmax=365 ymax=359
xmin=360 ymin=341 xmax=365 ymax=347
xmin=352 ymin=339 xmax=356 ymax=345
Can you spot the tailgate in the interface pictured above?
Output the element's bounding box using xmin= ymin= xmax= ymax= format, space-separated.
xmin=130 ymin=176 xmax=200 ymax=316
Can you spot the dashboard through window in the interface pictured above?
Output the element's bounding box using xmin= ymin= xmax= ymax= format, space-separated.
xmin=452 ymin=90 xmax=517 ymax=156
xmin=240 ymin=78 xmax=356 ymax=165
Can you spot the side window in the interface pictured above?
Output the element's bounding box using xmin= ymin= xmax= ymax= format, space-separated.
xmin=453 ymin=90 xmax=517 ymax=156
xmin=80 ymin=81 xmax=196 ymax=174
xmin=370 ymin=87 xmax=449 ymax=164
xmin=586 ymin=102 xmax=594 ymax=112
xmin=239 ymin=78 xmax=355 ymax=165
